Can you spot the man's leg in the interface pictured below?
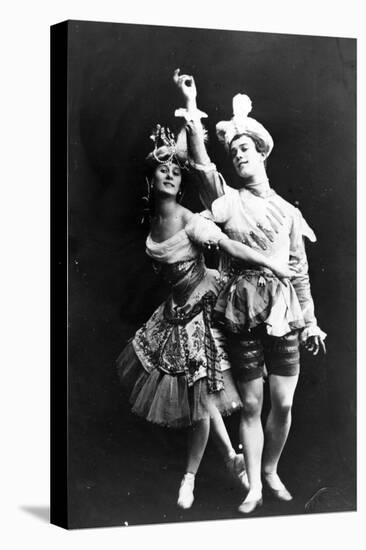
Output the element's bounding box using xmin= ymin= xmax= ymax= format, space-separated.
xmin=262 ymin=374 xmax=299 ymax=499
xmin=261 ymin=330 xmax=300 ymax=498
xmin=237 ymin=377 xmax=265 ymax=511
xmin=226 ymin=331 xmax=265 ymax=512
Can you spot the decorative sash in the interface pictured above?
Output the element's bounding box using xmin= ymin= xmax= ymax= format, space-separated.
xmin=163 ymin=290 xmax=224 ymax=393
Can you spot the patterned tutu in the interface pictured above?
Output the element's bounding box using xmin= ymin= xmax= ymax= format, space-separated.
xmin=116 ymin=215 xmax=247 ymax=428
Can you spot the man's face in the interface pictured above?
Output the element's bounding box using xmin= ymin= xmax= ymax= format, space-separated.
xmin=230 ymin=135 xmax=266 ymax=179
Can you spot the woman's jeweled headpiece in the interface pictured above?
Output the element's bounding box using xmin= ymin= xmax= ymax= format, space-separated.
xmin=141 ymin=124 xmax=188 ymax=224
xmin=145 ymin=124 xmax=189 ymax=169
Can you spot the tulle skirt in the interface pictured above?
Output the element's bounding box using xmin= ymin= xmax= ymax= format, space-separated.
xmin=116 ymin=342 xmax=242 ymax=429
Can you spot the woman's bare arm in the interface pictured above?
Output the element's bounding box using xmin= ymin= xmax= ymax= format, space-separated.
xmin=218 ymin=238 xmax=293 ymax=279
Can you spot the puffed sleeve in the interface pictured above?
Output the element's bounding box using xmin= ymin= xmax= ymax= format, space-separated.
xmin=289 ymin=208 xmax=326 ymax=341
xmin=185 ymin=213 xmax=229 ymax=246
xmin=209 ymin=184 xmax=238 ymax=224
xmin=190 ymin=161 xmax=225 ymax=209
xmin=210 ymin=194 xmax=230 ymax=224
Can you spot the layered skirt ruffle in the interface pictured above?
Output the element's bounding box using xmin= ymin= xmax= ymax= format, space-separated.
xmin=214 ymin=270 xmax=306 ymax=337
xmin=116 ymin=342 xmax=242 ymax=429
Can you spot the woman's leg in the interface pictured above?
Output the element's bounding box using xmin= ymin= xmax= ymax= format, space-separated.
xmin=262 ymin=374 xmax=299 ymax=498
xmin=186 ymin=417 xmax=210 ymax=474
xmin=209 ymin=404 xmax=249 ymax=489
xmin=237 ymin=377 xmax=265 ymax=512
xmin=177 ymin=417 xmax=210 ymax=509
xmin=209 ymin=404 xmax=236 ymax=459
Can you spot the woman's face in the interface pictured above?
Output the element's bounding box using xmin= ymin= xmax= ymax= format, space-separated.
xmin=230 ymin=135 xmax=266 ymax=179
xmin=153 ymin=162 xmax=182 ymax=197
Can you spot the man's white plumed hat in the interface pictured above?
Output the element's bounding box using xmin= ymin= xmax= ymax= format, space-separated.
xmin=216 ymin=94 xmax=274 ymax=158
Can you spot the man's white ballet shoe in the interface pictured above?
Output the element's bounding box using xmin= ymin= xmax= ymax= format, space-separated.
xmin=238 ymin=491 xmax=263 ymax=514
xmin=263 ymin=472 xmax=293 ymax=501
xmin=177 ymin=473 xmax=195 ymax=509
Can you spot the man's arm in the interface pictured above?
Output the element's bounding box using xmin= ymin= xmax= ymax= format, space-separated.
xmin=289 ymin=209 xmax=326 ymax=355
xmin=173 ymin=69 xmax=224 ymax=209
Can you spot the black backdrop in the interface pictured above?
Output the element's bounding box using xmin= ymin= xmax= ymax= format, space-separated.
xmin=65 ymin=20 xmax=356 ymax=528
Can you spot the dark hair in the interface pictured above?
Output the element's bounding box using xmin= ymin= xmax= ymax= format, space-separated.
xmin=144 ymin=155 xmax=183 ymax=179
xmin=140 ymin=162 xmax=186 ymax=226
xmin=229 ymin=133 xmax=268 ymax=169
xmin=229 ymin=133 xmax=266 ymax=154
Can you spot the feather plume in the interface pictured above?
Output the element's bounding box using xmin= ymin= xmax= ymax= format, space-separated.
xmin=232 ymin=94 xmax=252 ymax=120
xmin=201 ymin=123 xmax=208 ymax=143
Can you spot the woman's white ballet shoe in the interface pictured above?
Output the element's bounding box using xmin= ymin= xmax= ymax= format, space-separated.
xmin=177 ymin=473 xmax=195 ymax=509
xmin=237 ymin=469 xmax=250 ymax=492
xmin=226 ymin=453 xmax=250 ymax=491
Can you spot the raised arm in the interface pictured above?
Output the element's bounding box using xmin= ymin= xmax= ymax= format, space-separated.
xmin=173 ymin=69 xmax=224 ymax=208
xmin=173 ymin=68 xmax=210 ymax=164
